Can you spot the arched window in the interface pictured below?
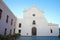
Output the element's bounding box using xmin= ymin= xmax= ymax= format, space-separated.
xmin=19 ymin=30 xmax=21 ymax=33
xmin=50 ymin=29 xmax=53 ymax=33
xmin=10 ymin=29 xmax=12 ymax=35
xmin=33 ymin=20 xmax=36 ymax=25
xmin=6 ymin=15 xmax=9 ymax=23
xmin=0 ymin=9 xmax=2 ymax=19
xmin=19 ymin=23 xmax=21 ymax=28
xmin=59 ymin=28 xmax=60 ymax=34
xmin=11 ymin=19 xmax=13 ymax=25
xmin=13 ymin=28 xmax=15 ymax=34
xmin=4 ymin=28 xmax=7 ymax=35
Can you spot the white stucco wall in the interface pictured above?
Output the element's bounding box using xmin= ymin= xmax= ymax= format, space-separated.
xmin=0 ymin=0 xmax=59 ymax=36
xmin=48 ymin=23 xmax=59 ymax=36
xmin=16 ymin=6 xmax=59 ymax=36
xmin=15 ymin=19 xmax=23 ymax=34
xmin=21 ymin=6 xmax=50 ymax=36
xmin=0 ymin=0 xmax=16 ymax=35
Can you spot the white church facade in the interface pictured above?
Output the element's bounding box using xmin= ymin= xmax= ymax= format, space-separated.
xmin=16 ymin=6 xmax=59 ymax=36
xmin=0 ymin=0 xmax=59 ymax=36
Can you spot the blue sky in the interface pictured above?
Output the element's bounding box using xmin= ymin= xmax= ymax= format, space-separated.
xmin=3 ymin=0 xmax=60 ymax=27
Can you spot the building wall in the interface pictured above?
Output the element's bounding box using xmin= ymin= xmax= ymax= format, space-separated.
xmin=48 ymin=23 xmax=59 ymax=36
xmin=16 ymin=6 xmax=59 ymax=36
xmin=0 ymin=0 xmax=59 ymax=36
xmin=15 ymin=19 xmax=23 ymax=34
xmin=20 ymin=6 xmax=50 ymax=36
xmin=0 ymin=0 xmax=16 ymax=35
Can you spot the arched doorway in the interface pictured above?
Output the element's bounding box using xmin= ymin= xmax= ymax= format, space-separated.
xmin=32 ymin=27 xmax=37 ymax=36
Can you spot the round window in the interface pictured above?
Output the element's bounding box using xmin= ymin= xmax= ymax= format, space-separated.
xmin=33 ymin=14 xmax=35 ymax=16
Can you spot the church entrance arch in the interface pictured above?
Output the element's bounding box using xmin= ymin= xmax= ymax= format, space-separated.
xmin=32 ymin=27 xmax=37 ymax=36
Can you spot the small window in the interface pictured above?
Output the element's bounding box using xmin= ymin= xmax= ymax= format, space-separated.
xmin=4 ymin=28 xmax=7 ymax=35
xmin=10 ymin=29 xmax=12 ymax=35
xmin=33 ymin=20 xmax=36 ymax=25
xmin=14 ymin=22 xmax=16 ymax=26
xmin=11 ymin=19 xmax=13 ymax=25
xmin=19 ymin=23 xmax=21 ymax=28
xmin=6 ymin=15 xmax=9 ymax=23
xmin=50 ymin=29 xmax=53 ymax=33
xmin=33 ymin=14 xmax=35 ymax=16
xmin=59 ymin=28 xmax=60 ymax=33
xmin=19 ymin=30 xmax=21 ymax=33
xmin=13 ymin=28 xmax=15 ymax=34
xmin=0 ymin=9 xmax=2 ymax=20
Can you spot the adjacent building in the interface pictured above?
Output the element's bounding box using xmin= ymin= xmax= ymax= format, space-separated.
xmin=48 ymin=23 xmax=59 ymax=36
xmin=0 ymin=0 xmax=16 ymax=35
